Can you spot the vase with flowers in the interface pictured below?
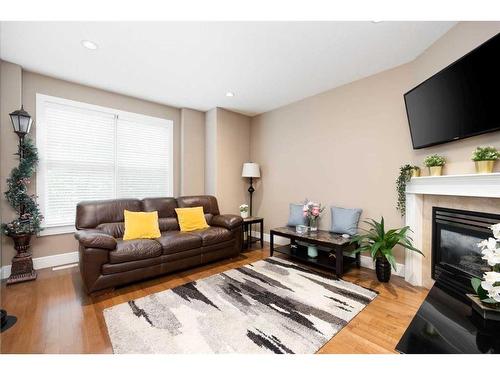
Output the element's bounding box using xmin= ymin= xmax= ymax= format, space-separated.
xmin=302 ymin=200 xmax=325 ymax=232
xmin=470 ymin=223 xmax=500 ymax=314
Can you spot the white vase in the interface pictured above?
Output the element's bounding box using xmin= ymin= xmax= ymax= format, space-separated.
xmin=240 ymin=211 xmax=249 ymax=219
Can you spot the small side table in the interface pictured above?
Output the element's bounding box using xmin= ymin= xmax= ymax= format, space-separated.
xmin=242 ymin=216 xmax=264 ymax=250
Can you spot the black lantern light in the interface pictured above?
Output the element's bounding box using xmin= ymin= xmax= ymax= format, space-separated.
xmin=9 ymin=105 xmax=33 ymax=139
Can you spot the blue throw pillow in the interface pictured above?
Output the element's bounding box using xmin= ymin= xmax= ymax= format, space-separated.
xmin=330 ymin=206 xmax=362 ymax=236
xmin=287 ymin=203 xmax=306 ymax=226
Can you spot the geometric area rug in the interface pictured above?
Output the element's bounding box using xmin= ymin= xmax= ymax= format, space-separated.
xmin=103 ymin=257 xmax=378 ymax=353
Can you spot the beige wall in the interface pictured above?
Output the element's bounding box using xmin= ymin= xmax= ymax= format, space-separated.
xmin=216 ymin=108 xmax=251 ymax=214
xmin=205 ymin=108 xmax=217 ymax=196
xmin=204 ymin=108 xmax=251 ymax=214
xmin=181 ymin=108 xmax=205 ymax=196
xmin=1 ymin=67 xmax=183 ymax=265
xmin=250 ymin=22 xmax=500 ymax=264
xmin=0 ymin=61 xmax=22 ymax=269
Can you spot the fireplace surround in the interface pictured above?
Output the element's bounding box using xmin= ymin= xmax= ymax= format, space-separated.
xmin=404 ymin=172 xmax=500 ymax=286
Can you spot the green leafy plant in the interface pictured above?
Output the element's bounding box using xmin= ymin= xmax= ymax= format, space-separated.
xmin=424 ymin=154 xmax=446 ymax=167
xmin=472 ymin=146 xmax=500 ymax=161
xmin=396 ymin=164 xmax=419 ymax=216
xmin=350 ymin=217 xmax=423 ymax=271
xmin=1 ymin=138 xmax=43 ymax=236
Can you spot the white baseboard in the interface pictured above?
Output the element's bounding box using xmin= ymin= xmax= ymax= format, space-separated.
xmin=1 ymin=251 xmax=78 ymax=279
xmin=250 ymin=230 xmax=405 ymax=277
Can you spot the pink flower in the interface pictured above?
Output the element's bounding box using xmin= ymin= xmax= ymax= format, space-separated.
xmin=303 ymin=212 xmax=308 ymax=217
xmin=312 ymin=207 xmax=320 ymax=216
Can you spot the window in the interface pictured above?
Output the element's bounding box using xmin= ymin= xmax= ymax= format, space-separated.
xmin=36 ymin=94 xmax=173 ymax=235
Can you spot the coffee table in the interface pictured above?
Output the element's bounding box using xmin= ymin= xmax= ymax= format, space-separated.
xmin=270 ymin=226 xmax=360 ymax=278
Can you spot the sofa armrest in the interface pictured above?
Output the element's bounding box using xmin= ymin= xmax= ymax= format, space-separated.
xmin=211 ymin=214 xmax=243 ymax=230
xmin=74 ymin=229 xmax=117 ymax=250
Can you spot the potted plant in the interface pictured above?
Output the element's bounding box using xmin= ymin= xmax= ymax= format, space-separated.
xmin=470 ymin=223 xmax=500 ymax=312
xmin=396 ymin=164 xmax=420 ymax=216
xmin=239 ymin=204 xmax=249 ymax=219
xmin=472 ymin=146 xmax=499 ymax=174
xmin=424 ymin=154 xmax=446 ymax=176
xmin=2 ymin=138 xmax=43 ymax=284
xmin=350 ymin=217 xmax=423 ymax=282
xmin=410 ymin=165 xmax=421 ymax=178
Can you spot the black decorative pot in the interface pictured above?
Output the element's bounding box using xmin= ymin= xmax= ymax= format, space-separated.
xmin=375 ymin=257 xmax=391 ymax=282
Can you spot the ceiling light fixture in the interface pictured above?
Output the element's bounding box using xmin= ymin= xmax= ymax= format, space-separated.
xmin=226 ymin=92 xmax=235 ymax=97
xmin=371 ymin=20 xmax=383 ymax=23
xmin=81 ymin=40 xmax=98 ymax=50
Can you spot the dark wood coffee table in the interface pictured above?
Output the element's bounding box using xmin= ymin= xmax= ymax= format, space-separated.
xmin=270 ymin=226 xmax=360 ymax=278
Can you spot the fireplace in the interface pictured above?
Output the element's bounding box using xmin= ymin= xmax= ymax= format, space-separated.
xmin=432 ymin=207 xmax=500 ymax=295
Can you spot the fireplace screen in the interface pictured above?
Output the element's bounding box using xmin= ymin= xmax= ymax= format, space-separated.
xmin=439 ymin=229 xmax=489 ymax=278
xmin=432 ymin=207 xmax=500 ymax=293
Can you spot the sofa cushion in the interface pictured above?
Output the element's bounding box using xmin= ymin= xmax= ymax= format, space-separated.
xmin=330 ymin=206 xmax=362 ymax=236
xmin=96 ymin=222 xmax=125 ymax=238
xmin=156 ymin=231 xmax=203 ymax=255
xmin=191 ymin=226 xmax=232 ymax=246
xmin=177 ymin=195 xmax=220 ymax=216
xmin=123 ymin=210 xmax=161 ymax=240
xmin=142 ymin=197 xmax=178 ymax=218
xmin=287 ymin=203 xmax=306 ymax=226
xmin=76 ymin=198 xmax=142 ymax=229
xmin=175 ymin=207 xmax=209 ymax=232
xmin=109 ymin=239 xmax=162 ymax=264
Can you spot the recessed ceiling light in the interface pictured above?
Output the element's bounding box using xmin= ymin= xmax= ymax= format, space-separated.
xmin=81 ymin=40 xmax=98 ymax=50
xmin=226 ymin=92 xmax=235 ymax=97
xmin=371 ymin=20 xmax=383 ymax=23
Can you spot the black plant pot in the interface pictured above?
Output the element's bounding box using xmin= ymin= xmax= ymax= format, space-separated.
xmin=375 ymin=257 xmax=391 ymax=282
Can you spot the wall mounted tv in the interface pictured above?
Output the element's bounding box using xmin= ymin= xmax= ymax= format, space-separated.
xmin=404 ymin=33 xmax=500 ymax=149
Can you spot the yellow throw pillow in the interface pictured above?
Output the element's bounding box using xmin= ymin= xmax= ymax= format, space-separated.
xmin=175 ymin=207 xmax=209 ymax=232
xmin=123 ymin=210 xmax=161 ymax=240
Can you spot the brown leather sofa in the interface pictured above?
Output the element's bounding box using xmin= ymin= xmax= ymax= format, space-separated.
xmin=74 ymin=195 xmax=242 ymax=293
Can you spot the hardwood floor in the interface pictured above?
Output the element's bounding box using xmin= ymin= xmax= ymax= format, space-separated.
xmin=0 ymin=245 xmax=429 ymax=354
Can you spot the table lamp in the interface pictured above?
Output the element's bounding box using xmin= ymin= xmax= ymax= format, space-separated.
xmin=241 ymin=163 xmax=260 ymax=216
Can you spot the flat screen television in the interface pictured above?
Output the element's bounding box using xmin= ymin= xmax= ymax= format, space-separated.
xmin=404 ymin=33 xmax=500 ymax=149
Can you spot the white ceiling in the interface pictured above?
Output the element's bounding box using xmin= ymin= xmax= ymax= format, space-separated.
xmin=0 ymin=21 xmax=456 ymax=116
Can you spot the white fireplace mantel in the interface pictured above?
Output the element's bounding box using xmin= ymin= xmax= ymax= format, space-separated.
xmin=404 ymin=173 xmax=500 ymax=286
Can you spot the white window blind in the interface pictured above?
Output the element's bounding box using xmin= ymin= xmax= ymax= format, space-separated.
xmin=36 ymin=94 xmax=173 ymax=235
xmin=117 ymin=117 xmax=171 ymax=199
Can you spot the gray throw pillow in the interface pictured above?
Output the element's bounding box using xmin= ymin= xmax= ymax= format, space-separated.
xmin=287 ymin=203 xmax=306 ymax=226
xmin=330 ymin=206 xmax=362 ymax=236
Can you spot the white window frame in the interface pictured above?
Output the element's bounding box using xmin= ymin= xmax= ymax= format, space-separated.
xmin=36 ymin=93 xmax=174 ymax=236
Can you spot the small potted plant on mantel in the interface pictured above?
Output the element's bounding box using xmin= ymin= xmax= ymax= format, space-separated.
xmin=396 ymin=164 xmax=420 ymax=216
xmin=472 ymin=146 xmax=499 ymax=174
xmin=424 ymin=154 xmax=446 ymax=176
xmin=350 ymin=217 xmax=423 ymax=282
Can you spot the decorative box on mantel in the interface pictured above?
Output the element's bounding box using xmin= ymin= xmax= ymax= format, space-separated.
xmin=404 ymin=173 xmax=500 ymax=287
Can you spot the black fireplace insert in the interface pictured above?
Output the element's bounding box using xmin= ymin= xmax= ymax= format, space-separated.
xmin=432 ymin=207 xmax=500 ymax=296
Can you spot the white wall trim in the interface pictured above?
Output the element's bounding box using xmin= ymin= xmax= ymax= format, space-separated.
xmin=250 ymin=231 xmax=405 ymax=276
xmin=406 ymin=173 xmax=500 ymax=198
xmin=1 ymin=251 xmax=78 ymax=279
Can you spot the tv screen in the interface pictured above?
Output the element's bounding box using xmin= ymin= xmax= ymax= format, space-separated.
xmin=405 ymin=33 xmax=500 ymax=149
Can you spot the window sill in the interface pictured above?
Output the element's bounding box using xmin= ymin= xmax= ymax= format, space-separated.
xmin=38 ymin=225 xmax=76 ymax=237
